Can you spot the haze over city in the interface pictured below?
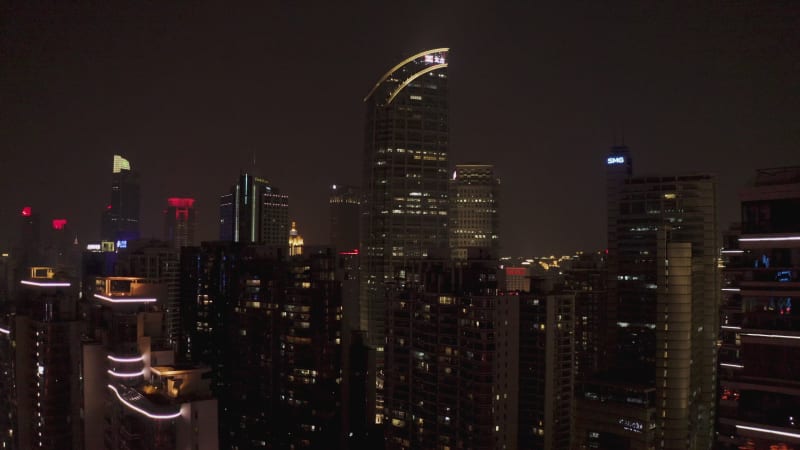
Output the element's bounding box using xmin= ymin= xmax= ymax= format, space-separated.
xmin=2 ymin=1 xmax=798 ymax=254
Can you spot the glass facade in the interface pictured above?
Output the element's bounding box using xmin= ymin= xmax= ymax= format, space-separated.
xmin=361 ymin=48 xmax=450 ymax=346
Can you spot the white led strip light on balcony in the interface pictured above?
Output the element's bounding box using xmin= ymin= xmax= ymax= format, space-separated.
xmin=107 ymin=354 xmax=144 ymax=363
xmin=94 ymin=294 xmax=157 ymax=304
xmin=736 ymin=424 xmax=800 ymax=439
xmin=107 ymin=385 xmax=181 ymax=420
xmin=20 ymin=280 xmax=71 ymax=287
xmin=107 ymin=369 xmax=146 ymax=378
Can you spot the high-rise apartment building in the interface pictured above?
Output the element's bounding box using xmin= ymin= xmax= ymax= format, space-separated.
xmin=576 ymin=146 xmax=719 ymax=450
xmin=450 ymin=164 xmax=500 ymax=259
xmin=81 ymin=276 xmax=217 ymax=450
xmin=164 ymin=197 xmax=197 ymax=248
xmin=517 ymin=281 xmax=575 ymax=450
xmin=8 ymin=267 xmax=82 ymax=450
xmin=717 ymin=167 xmax=800 ymax=450
xmin=219 ymin=173 xmax=289 ymax=247
xmin=116 ymin=240 xmax=181 ymax=350
xmin=101 ymin=154 xmax=141 ymax=241
xmin=361 ymin=47 xmax=450 ymax=347
xmin=180 ymin=242 xmax=342 ymax=448
xmin=384 ymin=256 xmax=519 ymax=450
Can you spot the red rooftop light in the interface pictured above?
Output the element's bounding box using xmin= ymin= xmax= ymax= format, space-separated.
xmin=167 ymin=197 xmax=195 ymax=208
xmin=21 ymin=206 xmax=32 ymax=217
xmin=52 ymin=219 xmax=67 ymax=230
xmin=339 ymin=249 xmax=360 ymax=256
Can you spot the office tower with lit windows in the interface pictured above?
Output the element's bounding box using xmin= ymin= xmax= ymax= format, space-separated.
xmin=576 ymin=146 xmax=719 ymax=449
xmin=361 ymin=47 xmax=450 ymax=348
xmin=219 ymin=173 xmax=289 ymax=247
xmin=101 ymin=155 xmax=141 ymax=242
xmin=8 ymin=267 xmax=82 ymax=450
xmin=450 ymin=164 xmax=500 ymax=260
xmin=164 ymin=197 xmax=197 ymax=249
xmin=81 ymin=276 xmax=217 ymax=450
xmin=717 ymin=167 xmax=800 ymax=450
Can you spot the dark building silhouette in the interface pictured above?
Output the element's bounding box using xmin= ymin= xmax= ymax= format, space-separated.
xmin=181 ymin=242 xmax=342 ymax=449
xmin=101 ymin=154 xmax=141 ymax=242
xmin=717 ymin=167 xmax=800 ymax=449
xmin=164 ymin=197 xmax=197 ymax=249
xmin=219 ymin=173 xmax=289 ymax=247
xmin=329 ymin=184 xmax=360 ymax=253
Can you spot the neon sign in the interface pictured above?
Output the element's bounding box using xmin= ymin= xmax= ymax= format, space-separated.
xmin=424 ymin=54 xmax=446 ymax=64
xmin=607 ymin=156 xmax=625 ymax=165
xmin=116 ymin=240 xmax=128 ymax=249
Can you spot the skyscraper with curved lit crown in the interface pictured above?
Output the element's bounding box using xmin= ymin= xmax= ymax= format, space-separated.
xmin=361 ymin=48 xmax=450 ymax=347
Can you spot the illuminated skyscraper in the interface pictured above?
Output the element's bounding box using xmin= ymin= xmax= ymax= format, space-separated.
xmin=101 ymin=154 xmax=141 ymax=241
xmin=450 ymin=164 xmax=500 ymax=259
xmin=576 ymin=147 xmax=719 ymax=450
xmin=219 ymin=173 xmax=289 ymax=247
xmin=361 ymin=48 xmax=450 ymax=346
xmin=164 ymin=197 xmax=197 ymax=248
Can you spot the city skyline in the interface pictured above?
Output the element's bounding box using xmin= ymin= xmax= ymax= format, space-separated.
xmin=2 ymin=2 xmax=798 ymax=255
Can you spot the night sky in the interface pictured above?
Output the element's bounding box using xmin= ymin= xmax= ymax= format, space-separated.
xmin=2 ymin=2 xmax=798 ymax=255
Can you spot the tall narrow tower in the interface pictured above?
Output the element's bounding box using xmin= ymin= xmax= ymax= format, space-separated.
xmin=360 ymin=48 xmax=450 ymax=346
xmin=101 ymin=154 xmax=141 ymax=241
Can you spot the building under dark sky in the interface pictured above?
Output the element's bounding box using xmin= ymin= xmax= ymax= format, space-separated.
xmin=1 ymin=2 xmax=798 ymax=254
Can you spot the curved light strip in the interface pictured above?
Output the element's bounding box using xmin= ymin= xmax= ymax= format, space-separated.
xmin=94 ymin=294 xmax=157 ymax=304
xmin=21 ymin=280 xmax=71 ymax=287
xmin=385 ymin=63 xmax=448 ymax=106
xmin=364 ymin=47 xmax=449 ymax=102
xmin=107 ymin=369 xmax=146 ymax=378
xmin=107 ymin=384 xmax=181 ymax=420
xmin=736 ymin=424 xmax=800 ymax=439
xmin=0 ymin=327 xmax=9 ymax=335
xmin=107 ymin=354 xmax=144 ymax=363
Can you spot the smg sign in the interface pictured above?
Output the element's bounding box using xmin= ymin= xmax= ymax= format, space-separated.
xmin=607 ymin=156 xmax=626 ymax=165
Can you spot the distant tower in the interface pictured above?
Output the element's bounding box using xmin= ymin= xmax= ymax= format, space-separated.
xmin=289 ymin=221 xmax=304 ymax=256
xmin=329 ymin=184 xmax=360 ymax=252
xmin=101 ymin=154 xmax=141 ymax=241
xmin=219 ymin=173 xmax=289 ymax=247
xmin=361 ymin=48 xmax=450 ymax=347
xmin=164 ymin=197 xmax=197 ymax=248
xmin=449 ymin=164 xmax=500 ymax=259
